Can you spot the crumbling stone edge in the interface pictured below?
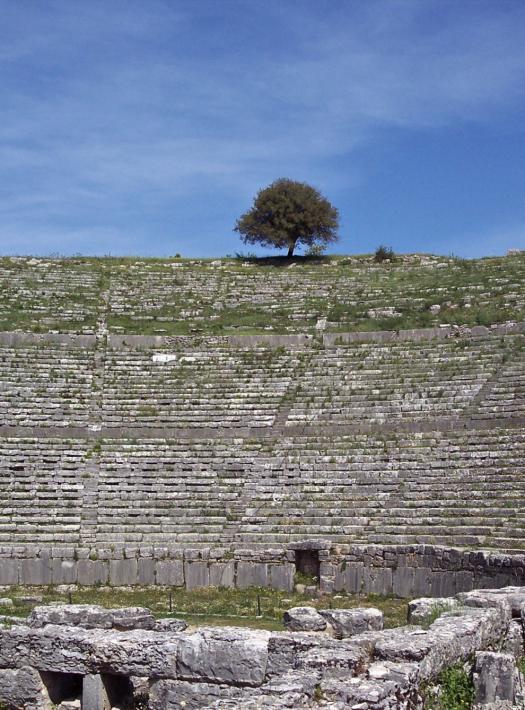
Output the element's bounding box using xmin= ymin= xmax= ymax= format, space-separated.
xmin=1 ymin=586 xmax=525 ymax=708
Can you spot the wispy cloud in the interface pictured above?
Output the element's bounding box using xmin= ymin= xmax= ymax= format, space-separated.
xmin=1 ymin=0 xmax=525 ymax=255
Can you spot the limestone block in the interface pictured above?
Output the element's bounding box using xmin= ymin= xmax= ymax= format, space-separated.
xmin=321 ymin=660 xmax=419 ymax=708
xmin=76 ymin=560 xmax=108 ymax=586
xmin=209 ymin=561 xmax=235 ymax=588
xmin=319 ymin=607 xmax=383 ymax=638
xmin=82 ymin=674 xmax=111 ymax=710
xmin=28 ymin=604 xmax=156 ymax=631
xmin=458 ymin=586 xmax=525 ymax=618
xmin=20 ymin=558 xmax=51 ymax=586
xmin=149 ymin=679 xmax=245 ymax=710
xmin=0 ymin=624 xmax=180 ymax=678
xmin=155 ymin=560 xmax=184 ymax=587
xmin=363 ymin=567 xmax=393 ymax=596
xmin=236 ymin=562 xmax=268 ymax=589
xmin=407 ymin=597 xmax=459 ymax=625
xmin=502 ymin=619 xmax=524 ymax=661
xmin=177 ymin=627 xmax=270 ymax=686
xmin=419 ymin=607 xmax=509 ymax=679
xmin=184 ymin=561 xmax=209 ymax=590
xmin=283 ymin=607 xmax=327 ymax=632
xmin=458 ymin=590 xmax=512 ymax=622
xmin=109 ymin=559 xmax=138 ymax=586
xmin=412 ymin=568 xmax=433 ymax=597
xmin=51 ymin=560 xmax=77 ymax=585
xmin=269 ymin=564 xmax=294 ymax=592
xmin=154 ymin=618 xmax=188 ymax=632
xmin=0 ymin=559 xmax=19 ymax=585
xmin=429 ymin=570 xmax=458 ymax=598
xmin=393 ymin=567 xmax=415 ymax=598
xmin=474 ymin=652 xmax=516 ymax=704
xmin=335 ymin=564 xmax=363 ymax=594
xmin=301 ymin=642 xmax=368 ymax=674
xmin=137 ymin=558 xmax=155 ymax=585
xmin=0 ymin=666 xmax=50 ymax=709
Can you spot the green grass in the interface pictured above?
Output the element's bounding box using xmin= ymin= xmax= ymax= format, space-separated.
xmin=0 ymin=585 xmax=408 ymax=631
xmin=1 ymin=252 xmax=524 ymax=335
xmin=422 ymin=663 xmax=475 ymax=710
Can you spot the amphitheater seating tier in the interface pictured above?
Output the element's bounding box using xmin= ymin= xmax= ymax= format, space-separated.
xmin=1 ymin=335 xmax=521 ymax=429
xmin=1 ymin=254 xmax=524 ymax=334
xmin=0 ymin=344 xmax=95 ymax=427
xmin=1 ymin=430 xmax=523 ymax=551
xmin=0 ymin=439 xmax=87 ymax=544
xmin=0 ymin=252 xmax=524 ymax=556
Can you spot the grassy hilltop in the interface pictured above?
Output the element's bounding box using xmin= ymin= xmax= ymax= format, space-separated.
xmin=1 ymin=252 xmax=524 ymax=335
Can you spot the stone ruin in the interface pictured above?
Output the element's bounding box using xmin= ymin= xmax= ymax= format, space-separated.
xmin=1 ymin=585 xmax=525 ymax=709
xmin=0 ymin=323 xmax=524 ymax=597
xmin=1 ymin=255 xmax=525 ymax=706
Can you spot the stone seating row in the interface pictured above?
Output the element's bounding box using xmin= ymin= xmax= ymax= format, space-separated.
xmin=1 ymin=429 xmax=522 ymax=549
xmin=0 ymin=439 xmax=88 ymax=543
xmin=0 ymin=335 xmax=523 ymax=427
xmin=2 ymin=254 xmax=524 ymax=334
xmin=0 ymin=260 xmax=100 ymax=332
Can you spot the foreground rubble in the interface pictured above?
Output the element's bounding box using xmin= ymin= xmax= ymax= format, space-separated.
xmin=0 ymin=587 xmax=524 ymax=709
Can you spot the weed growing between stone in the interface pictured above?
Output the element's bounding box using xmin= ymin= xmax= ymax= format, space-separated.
xmin=422 ymin=662 xmax=474 ymax=710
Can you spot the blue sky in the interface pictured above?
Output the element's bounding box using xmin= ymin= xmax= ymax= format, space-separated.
xmin=1 ymin=0 xmax=525 ymax=258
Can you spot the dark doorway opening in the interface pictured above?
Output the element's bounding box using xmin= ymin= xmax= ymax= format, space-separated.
xmin=40 ymin=671 xmax=83 ymax=704
xmin=295 ymin=548 xmax=320 ymax=581
xmin=102 ymin=673 xmax=135 ymax=708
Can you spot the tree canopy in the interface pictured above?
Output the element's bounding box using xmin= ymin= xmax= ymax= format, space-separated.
xmin=234 ymin=178 xmax=339 ymax=257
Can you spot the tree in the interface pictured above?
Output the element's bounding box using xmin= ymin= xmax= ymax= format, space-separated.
xmin=234 ymin=178 xmax=339 ymax=257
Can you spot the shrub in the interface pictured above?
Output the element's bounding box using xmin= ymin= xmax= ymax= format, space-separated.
xmin=374 ymin=245 xmax=396 ymax=263
xmin=424 ymin=663 xmax=474 ymax=710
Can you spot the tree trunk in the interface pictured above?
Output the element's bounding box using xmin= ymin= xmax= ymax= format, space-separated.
xmin=287 ymin=244 xmax=295 ymax=257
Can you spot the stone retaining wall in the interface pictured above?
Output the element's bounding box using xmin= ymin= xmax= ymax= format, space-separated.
xmin=321 ymin=544 xmax=525 ymax=598
xmin=1 ymin=544 xmax=524 ymax=598
xmin=1 ymin=320 xmax=524 ymax=348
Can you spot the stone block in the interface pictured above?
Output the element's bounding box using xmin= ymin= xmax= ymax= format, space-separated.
xmin=29 ymin=604 xmax=156 ymax=631
xmin=20 ymin=558 xmax=52 ymax=586
xmin=109 ymin=559 xmax=138 ymax=586
xmin=407 ymin=598 xmax=458 ymax=626
xmin=283 ymin=607 xmax=326 ymax=632
xmin=52 ymin=559 xmax=77 ymax=585
xmin=0 ymin=666 xmax=49 ymax=709
xmin=156 ymin=560 xmax=184 ymax=587
xmin=209 ymin=562 xmax=235 ymax=588
xmin=269 ymin=564 xmax=294 ymax=592
xmin=236 ymin=562 xmax=268 ymax=589
xmin=474 ymin=651 xmax=516 ymax=704
xmin=77 ymin=560 xmax=108 ymax=586
xmin=341 ymin=564 xmax=364 ymax=594
xmin=82 ymin=674 xmax=111 ymax=710
xmin=319 ymin=608 xmax=383 ymax=638
xmin=137 ymin=558 xmax=155 ymax=585
xmin=502 ymin=619 xmax=524 ymax=661
xmin=412 ymin=568 xmax=433 ymax=597
xmin=0 ymin=559 xmax=19 ymax=585
xmin=393 ymin=567 xmax=415 ymax=598
xmin=177 ymin=628 xmax=270 ymax=686
xmin=184 ymin=562 xmax=209 ymax=590
xmin=363 ymin=567 xmax=392 ymax=596
xmin=0 ymin=625 xmax=180 ymax=678
xmin=149 ymin=679 xmax=244 ymax=710
xmin=429 ymin=571 xmax=457 ymax=598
